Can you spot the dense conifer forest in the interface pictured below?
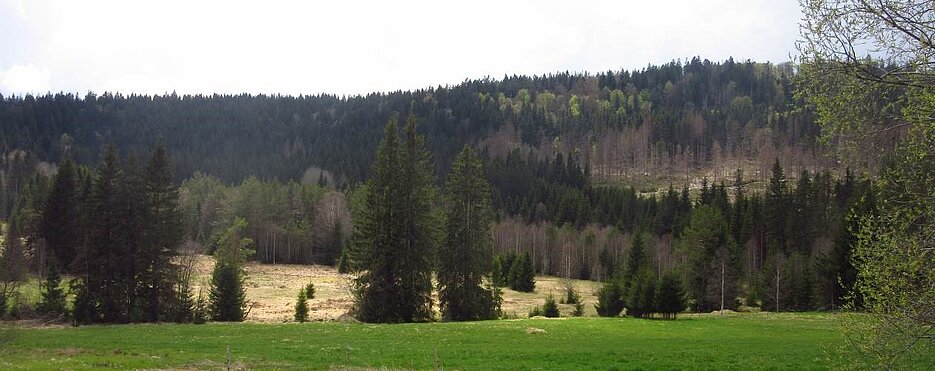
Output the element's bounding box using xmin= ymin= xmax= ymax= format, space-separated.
xmin=0 ymin=58 xmax=874 ymax=318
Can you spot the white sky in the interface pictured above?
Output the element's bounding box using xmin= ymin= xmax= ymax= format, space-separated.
xmin=0 ymin=0 xmax=802 ymax=97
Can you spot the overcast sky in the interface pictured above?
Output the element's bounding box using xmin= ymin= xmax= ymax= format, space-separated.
xmin=0 ymin=0 xmax=802 ymax=97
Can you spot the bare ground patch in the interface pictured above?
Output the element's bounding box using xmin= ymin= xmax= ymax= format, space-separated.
xmin=191 ymin=255 xmax=602 ymax=322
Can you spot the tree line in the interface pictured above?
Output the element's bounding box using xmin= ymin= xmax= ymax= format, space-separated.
xmin=1 ymin=58 xmax=831 ymax=222
xmin=0 ymin=142 xmax=253 ymax=324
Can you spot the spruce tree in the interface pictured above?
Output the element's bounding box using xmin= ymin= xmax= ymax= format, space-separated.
xmin=209 ymin=218 xmax=253 ymax=322
xmin=594 ymin=278 xmax=625 ymax=317
xmin=438 ymin=146 xmax=500 ymax=321
xmin=40 ymin=157 xmax=80 ymax=271
xmin=139 ymin=141 xmax=184 ymax=322
xmin=351 ymin=118 xmax=403 ymax=322
xmin=351 ymin=115 xmax=438 ymax=323
xmin=765 ymin=159 xmax=789 ymax=252
xmin=37 ymin=259 xmax=66 ymax=317
xmin=395 ymin=115 xmax=439 ymax=321
xmin=294 ymin=288 xmax=309 ymax=322
xmin=509 ymin=252 xmax=535 ymax=292
xmin=83 ymin=145 xmax=134 ymax=323
xmin=655 ymin=271 xmax=687 ymax=319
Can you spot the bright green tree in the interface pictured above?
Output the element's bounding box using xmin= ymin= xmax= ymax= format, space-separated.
xmin=799 ymin=0 xmax=935 ymax=366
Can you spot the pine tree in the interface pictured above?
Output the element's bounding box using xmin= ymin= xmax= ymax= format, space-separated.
xmin=337 ymin=247 xmax=350 ymax=274
xmin=594 ymin=278 xmax=625 ymax=317
xmin=139 ymin=140 xmax=184 ymax=322
xmin=351 ymin=115 xmax=438 ymax=323
xmin=541 ymin=293 xmax=560 ymax=317
xmin=655 ymin=271 xmax=687 ymax=319
xmin=40 ymin=157 xmax=80 ymax=271
xmin=438 ymin=146 xmax=500 ymax=321
xmin=509 ymin=252 xmax=535 ymax=292
xmin=294 ymin=288 xmax=309 ymax=322
xmin=209 ymin=218 xmax=253 ymax=322
xmin=395 ymin=115 xmax=440 ymax=322
xmin=351 ymin=118 xmax=403 ymax=322
xmin=627 ymin=268 xmax=657 ymax=318
xmin=37 ymin=259 xmax=66 ymax=317
xmin=764 ymin=159 xmax=789 ymax=253
xmin=83 ymin=144 xmax=134 ymax=323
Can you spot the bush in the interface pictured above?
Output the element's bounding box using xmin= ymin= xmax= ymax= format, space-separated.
xmin=573 ymin=301 xmax=585 ymax=317
xmin=528 ymin=306 xmax=542 ymax=318
xmin=542 ymin=294 xmax=560 ymax=318
xmin=562 ymin=281 xmax=580 ymax=305
xmin=294 ymin=289 xmax=309 ymax=322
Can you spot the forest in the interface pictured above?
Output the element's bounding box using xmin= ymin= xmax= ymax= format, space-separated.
xmin=0 ymin=57 xmax=873 ymax=318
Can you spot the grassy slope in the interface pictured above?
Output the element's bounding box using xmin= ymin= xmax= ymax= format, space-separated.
xmin=2 ymin=313 xmax=851 ymax=370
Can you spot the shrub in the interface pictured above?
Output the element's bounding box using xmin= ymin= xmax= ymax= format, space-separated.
xmin=294 ymin=289 xmax=309 ymax=322
xmin=573 ymin=302 xmax=585 ymax=317
xmin=562 ymin=280 xmax=580 ymax=305
xmin=542 ymin=294 xmax=560 ymax=318
xmin=528 ymin=306 xmax=542 ymax=318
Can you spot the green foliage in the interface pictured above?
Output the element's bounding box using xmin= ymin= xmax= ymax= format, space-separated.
xmin=626 ymin=269 xmax=657 ymax=318
xmin=655 ymin=272 xmax=686 ymax=320
xmin=40 ymin=157 xmax=80 ymax=270
xmin=678 ymin=204 xmax=737 ymax=312
xmin=572 ymin=301 xmax=585 ymax=317
xmin=562 ymin=281 xmax=581 ymax=305
xmin=594 ymin=279 xmax=625 ymax=317
xmin=304 ymin=283 xmax=315 ymax=300
xmin=36 ymin=261 xmax=66 ymax=317
xmin=192 ymin=290 xmax=207 ymax=325
xmin=337 ymin=247 xmax=350 ymax=274
xmin=438 ymin=146 xmax=500 ymax=321
xmin=541 ymin=293 xmax=560 ymax=318
xmin=294 ymin=289 xmax=309 ymax=323
xmin=509 ymin=252 xmax=536 ymax=292
xmin=351 ymin=115 xmax=438 ymax=323
xmin=209 ymin=218 xmax=253 ymax=322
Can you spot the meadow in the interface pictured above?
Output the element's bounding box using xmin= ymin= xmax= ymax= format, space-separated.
xmin=1 ymin=312 xmax=856 ymax=370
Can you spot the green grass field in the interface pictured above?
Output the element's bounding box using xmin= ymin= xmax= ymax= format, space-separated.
xmin=0 ymin=312 xmax=870 ymax=370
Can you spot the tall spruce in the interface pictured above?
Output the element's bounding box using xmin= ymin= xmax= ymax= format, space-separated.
xmin=84 ymin=144 xmax=134 ymax=323
xmin=764 ymin=159 xmax=789 ymax=253
xmin=396 ymin=115 xmax=439 ymax=321
xmin=351 ymin=114 xmax=438 ymax=323
xmin=139 ymin=141 xmax=184 ymax=322
xmin=40 ymin=157 xmax=80 ymax=271
xmin=438 ymin=146 xmax=500 ymax=321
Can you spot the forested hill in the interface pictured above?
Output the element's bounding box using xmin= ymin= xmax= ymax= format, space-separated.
xmin=1 ymin=57 xmax=818 ymax=188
